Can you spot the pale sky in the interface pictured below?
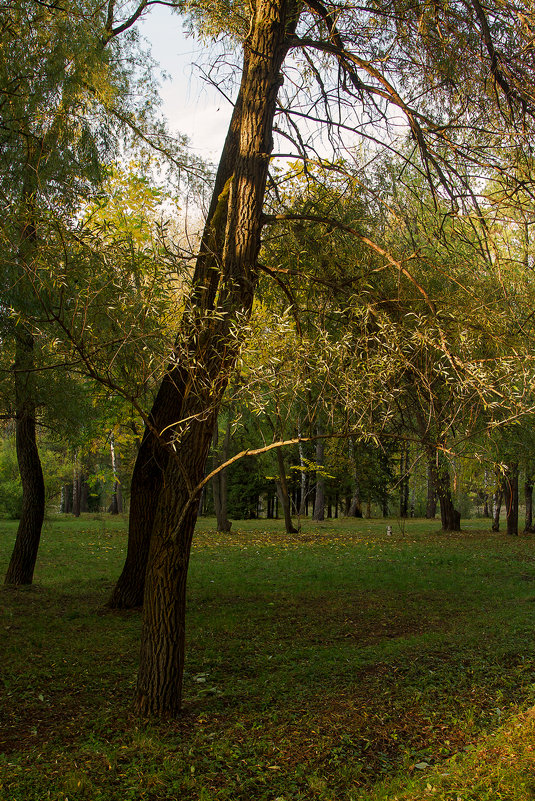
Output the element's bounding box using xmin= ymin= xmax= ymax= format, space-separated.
xmin=138 ymin=7 xmax=235 ymax=161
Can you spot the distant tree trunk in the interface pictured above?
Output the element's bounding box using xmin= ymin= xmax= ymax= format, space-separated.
xmin=109 ymin=434 xmax=123 ymax=515
xmin=399 ymin=447 xmax=409 ymax=518
xmin=61 ymin=484 xmax=72 ymax=513
xmin=427 ymin=447 xmax=460 ymax=531
xmin=72 ymin=452 xmax=81 ymax=518
xmin=80 ymin=476 xmax=89 ymax=513
xmin=297 ymin=426 xmax=308 ymax=516
xmin=275 ymin=447 xmax=298 ymax=533
xmin=525 ymin=478 xmax=534 ymax=533
xmin=483 ymin=469 xmax=490 ymax=517
xmin=348 ymin=439 xmax=363 ymax=517
xmin=492 ymin=485 xmax=503 ymax=531
xmin=504 ymin=462 xmax=519 ymax=536
xmin=211 ymin=414 xmax=232 ymax=533
xmin=426 ymin=458 xmax=437 ymax=518
xmin=4 ymin=329 xmax=45 ymax=585
xmin=312 ymin=428 xmax=325 ymax=522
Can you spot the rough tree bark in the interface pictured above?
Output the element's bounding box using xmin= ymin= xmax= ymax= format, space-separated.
xmin=134 ymin=0 xmax=300 ymax=715
xmin=106 ymin=55 xmax=250 ymax=610
xmin=4 ymin=329 xmax=45 ymax=585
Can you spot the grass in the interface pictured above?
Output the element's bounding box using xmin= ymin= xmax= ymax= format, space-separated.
xmin=2 ymin=514 xmax=535 ymax=799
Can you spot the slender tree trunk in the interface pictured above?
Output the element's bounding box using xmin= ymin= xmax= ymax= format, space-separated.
xmin=348 ymin=439 xmax=363 ymax=517
xmin=297 ymin=432 xmax=307 ymax=516
xmin=525 ymin=478 xmax=534 ymax=533
xmin=399 ymin=447 xmax=410 ymax=518
xmin=4 ymin=330 xmax=45 ymax=585
xmin=72 ymin=452 xmax=81 ymax=518
xmin=80 ymin=476 xmax=89 ymax=513
xmin=492 ymin=484 xmax=503 ymax=531
xmin=211 ymin=413 xmax=232 ymax=533
xmin=109 ymin=434 xmax=123 ymax=515
xmin=313 ymin=428 xmax=325 ymax=522
xmin=135 ymin=0 xmax=299 ymax=715
xmin=483 ymin=469 xmax=490 ymax=517
xmin=275 ymin=447 xmax=298 ymax=533
xmin=426 ymin=458 xmax=437 ymax=518
xmin=504 ymin=462 xmax=519 ymax=536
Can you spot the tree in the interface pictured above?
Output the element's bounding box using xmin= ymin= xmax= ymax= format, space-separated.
xmin=95 ymin=0 xmax=535 ymax=715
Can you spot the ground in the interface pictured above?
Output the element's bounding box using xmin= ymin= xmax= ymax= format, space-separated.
xmin=2 ymin=515 xmax=535 ymax=800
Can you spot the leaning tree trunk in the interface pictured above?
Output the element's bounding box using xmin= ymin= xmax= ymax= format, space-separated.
xmin=107 ymin=55 xmax=250 ymax=610
xmin=524 ymin=477 xmax=534 ymax=533
xmin=135 ymin=0 xmax=299 ymax=716
xmin=4 ymin=329 xmax=45 ymax=585
xmin=504 ymin=462 xmax=519 ymax=536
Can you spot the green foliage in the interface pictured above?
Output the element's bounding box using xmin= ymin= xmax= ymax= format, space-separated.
xmin=0 ymin=435 xmax=23 ymax=519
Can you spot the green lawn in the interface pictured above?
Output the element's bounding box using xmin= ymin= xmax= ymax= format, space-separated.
xmin=2 ymin=515 xmax=535 ymax=800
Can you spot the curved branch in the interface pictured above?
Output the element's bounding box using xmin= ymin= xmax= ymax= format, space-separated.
xmin=263 ymin=211 xmax=436 ymax=313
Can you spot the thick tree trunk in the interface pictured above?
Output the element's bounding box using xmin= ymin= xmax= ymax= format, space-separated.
xmin=312 ymin=429 xmax=325 ymax=522
xmin=107 ymin=377 xmax=192 ymax=608
xmin=4 ymin=330 xmax=45 ymax=585
xmin=107 ymin=48 xmax=253 ymax=610
xmin=134 ymin=0 xmax=299 ymax=715
xmin=525 ymin=479 xmax=534 ymax=533
xmin=504 ymin=462 xmax=519 ymax=536
xmin=275 ymin=447 xmax=298 ymax=533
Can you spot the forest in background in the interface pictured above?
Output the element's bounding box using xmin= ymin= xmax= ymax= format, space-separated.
xmin=3 ymin=0 xmax=535 ymax=715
